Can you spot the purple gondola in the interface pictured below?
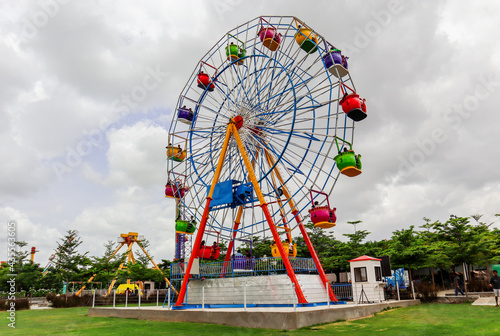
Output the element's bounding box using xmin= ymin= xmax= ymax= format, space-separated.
xmin=233 ymin=255 xmax=255 ymax=271
xmin=322 ymin=46 xmax=349 ymax=78
xmin=178 ymin=106 xmax=194 ymax=124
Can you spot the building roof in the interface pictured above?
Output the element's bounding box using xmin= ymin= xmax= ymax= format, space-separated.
xmin=348 ymin=255 xmax=382 ymax=262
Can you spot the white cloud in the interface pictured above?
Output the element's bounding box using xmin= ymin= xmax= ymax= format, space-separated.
xmin=71 ymin=197 xmax=177 ymax=263
xmin=0 ymin=134 xmax=52 ymax=199
xmin=0 ymin=206 xmax=62 ymax=263
xmin=83 ymin=121 xmax=167 ymax=189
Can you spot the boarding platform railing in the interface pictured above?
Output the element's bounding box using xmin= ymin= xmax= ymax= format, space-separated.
xmin=170 ymin=257 xmax=318 ymax=280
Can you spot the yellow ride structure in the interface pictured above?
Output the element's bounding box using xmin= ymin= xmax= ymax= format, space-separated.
xmin=76 ymin=232 xmax=176 ymax=296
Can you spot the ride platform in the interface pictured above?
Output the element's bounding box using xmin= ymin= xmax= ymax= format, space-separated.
xmin=179 ymin=274 xmax=331 ymax=306
xmin=88 ymin=299 xmax=420 ymax=330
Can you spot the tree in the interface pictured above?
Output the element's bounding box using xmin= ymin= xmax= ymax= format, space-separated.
xmin=16 ymin=262 xmax=43 ymax=292
xmin=89 ymin=240 xmax=123 ymax=289
xmin=387 ymin=225 xmax=430 ymax=291
xmin=2 ymin=241 xmax=40 ymax=292
xmin=158 ymin=259 xmax=172 ymax=278
xmin=469 ymin=214 xmax=500 ymax=267
xmin=431 ymin=215 xmax=495 ymax=294
xmin=343 ymin=229 xmax=370 ymax=254
xmin=347 ymin=220 xmax=362 ymax=234
xmin=296 ymin=221 xmax=338 ymax=259
xmin=433 ymin=216 xmax=487 ymax=267
xmin=12 ymin=241 xmax=30 ymax=269
xmin=419 ymin=217 xmax=453 ymax=286
xmin=488 ymin=228 xmax=500 ymax=266
xmin=53 ymin=230 xmax=89 ymax=288
xmin=215 ymin=240 xmax=228 ymax=261
xmin=239 ymin=236 xmax=274 ymax=258
xmin=326 ymin=230 xmax=371 ymax=273
xmin=126 ymin=263 xmax=164 ymax=284
xmin=135 ymin=239 xmax=153 ymax=266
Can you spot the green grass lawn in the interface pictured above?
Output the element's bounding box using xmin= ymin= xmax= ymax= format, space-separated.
xmin=1 ymin=303 xmax=498 ymax=335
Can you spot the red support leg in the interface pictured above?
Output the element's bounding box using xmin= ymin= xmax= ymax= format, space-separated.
xmin=261 ymin=204 xmax=307 ymax=303
xmin=296 ymin=211 xmax=337 ymax=301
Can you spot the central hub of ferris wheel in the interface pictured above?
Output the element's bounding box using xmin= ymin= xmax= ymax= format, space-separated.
xmin=233 ymin=115 xmax=244 ymax=129
xmin=232 ymin=114 xmax=265 ymax=137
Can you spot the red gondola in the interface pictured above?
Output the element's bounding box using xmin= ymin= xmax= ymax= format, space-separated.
xmin=199 ymin=244 xmax=220 ymax=260
xmin=197 ymin=72 xmax=215 ymax=92
xmin=198 ymin=232 xmax=221 ymax=260
xmin=340 ymin=93 xmax=367 ymax=122
xmin=197 ymin=61 xmax=217 ymax=92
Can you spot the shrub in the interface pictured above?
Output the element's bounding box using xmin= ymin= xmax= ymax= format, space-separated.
xmin=467 ymin=279 xmax=491 ymax=293
xmin=46 ymin=294 xmax=92 ymax=308
xmin=0 ymin=298 xmax=30 ymax=311
xmin=416 ymin=282 xmax=439 ymax=303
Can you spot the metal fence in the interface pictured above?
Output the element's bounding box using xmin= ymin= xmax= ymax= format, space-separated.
xmin=90 ymin=289 xmax=175 ymax=308
xmin=332 ymin=283 xmax=353 ymax=300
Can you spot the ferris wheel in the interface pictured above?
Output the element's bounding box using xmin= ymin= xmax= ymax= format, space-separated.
xmin=166 ymin=16 xmax=366 ymax=305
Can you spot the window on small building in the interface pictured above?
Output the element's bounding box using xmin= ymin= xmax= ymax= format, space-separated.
xmin=354 ymin=267 xmax=368 ymax=282
xmin=375 ymin=266 xmax=382 ymax=281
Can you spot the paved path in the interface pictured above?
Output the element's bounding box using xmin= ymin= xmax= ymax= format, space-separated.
xmin=30 ymin=305 xmax=53 ymax=310
xmin=472 ymin=297 xmax=498 ymax=306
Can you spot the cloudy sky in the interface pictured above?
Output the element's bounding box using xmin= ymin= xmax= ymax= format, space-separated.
xmin=1 ymin=0 xmax=500 ymax=266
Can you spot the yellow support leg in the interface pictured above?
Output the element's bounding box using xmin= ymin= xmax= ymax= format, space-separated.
xmin=107 ymin=242 xmax=135 ymax=295
xmin=137 ymin=242 xmax=177 ymax=295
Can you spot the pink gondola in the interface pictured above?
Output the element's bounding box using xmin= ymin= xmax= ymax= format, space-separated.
xmin=165 ymin=180 xmax=188 ymax=199
xmin=258 ymin=26 xmax=282 ymax=51
xmin=308 ymin=190 xmax=336 ymax=229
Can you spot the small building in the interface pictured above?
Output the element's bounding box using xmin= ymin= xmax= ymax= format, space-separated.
xmin=349 ymin=255 xmax=385 ymax=303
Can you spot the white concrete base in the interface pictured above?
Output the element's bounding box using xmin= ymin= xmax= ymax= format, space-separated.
xmin=89 ymin=300 xmax=421 ymax=330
